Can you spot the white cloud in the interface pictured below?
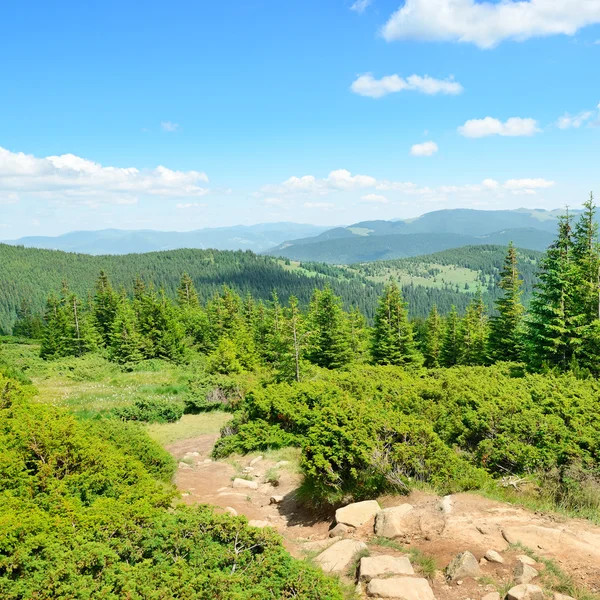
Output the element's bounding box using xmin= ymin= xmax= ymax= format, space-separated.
xmin=350 ymin=0 xmax=372 ymax=13
xmin=304 ymin=202 xmax=335 ymax=209
xmin=176 ymin=202 xmax=207 ymax=209
xmin=161 ymin=121 xmax=180 ymax=132
xmin=557 ymin=103 xmax=600 ymax=128
xmin=261 ymin=169 xmax=376 ymax=196
xmin=410 ymin=141 xmax=438 ymax=156
xmin=351 ymin=73 xmax=463 ymax=98
xmin=381 ymin=0 xmax=600 ymax=49
xmin=458 ymin=117 xmax=540 ymax=138
xmin=0 ymin=146 xmax=210 ymax=205
xmin=361 ymin=194 xmax=389 ymax=204
xmin=482 ymin=178 xmax=500 ymax=189
xmin=504 ymin=178 xmax=555 ymax=190
xmin=0 ymin=192 xmax=19 ymax=204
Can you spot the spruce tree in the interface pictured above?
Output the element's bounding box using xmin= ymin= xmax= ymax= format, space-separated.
xmin=371 ymin=281 xmax=421 ymax=367
xmin=458 ymin=292 xmax=488 ymax=365
xmin=93 ymin=271 xmax=119 ymax=347
xmin=306 ymin=285 xmax=352 ymax=369
xmin=40 ymin=293 xmax=65 ymax=359
xmin=110 ymin=297 xmax=145 ymax=365
xmin=424 ymin=304 xmax=442 ymax=368
xmin=489 ymin=243 xmax=525 ymax=362
xmin=177 ymin=273 xmax=199 ymax=307
xmin=441 ymin=305 xmax=460 ymax=367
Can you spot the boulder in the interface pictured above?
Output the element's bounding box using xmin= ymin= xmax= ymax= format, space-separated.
xmin=515 ymin=562 xmax=539 ymax=585
xmin=314 ymin=539 xmax=368 ymax=573
xmin=482 ymin=593 xmax=501 ymax=600
xmin=178 ymin=462 xmax=192 ymax=469
xmin=374 ymin=504 xmax=414 ymax=539
xmin=517 ymin=555 xmax=537 ymax=566
xmin=329 ymin=522 xmax=353 ymax=538
xmin=553 ymin=594 xmax=575 ymax=600
xmin=336 ymin=500 xmax=381 ymax=528
xmin=225 ymin=506 xmax=237 ymax=516
xmin=358 ymin=555 xmax=414 ymax=582
xmin=275 ymin=460 xmax=289 ymax=468
xmin=367 ymin=576 xmax=436 ymax=600
xmin=269 ymin=495 xmax=284 ymax=505
xmin=250 ymin=456 xmax=263 ymax=466
xmin=446 ymin=551 xmax=482 ymax=581
xmin=440 ymin=495 xmax=453 ymax=514
xmin=248 ymin=519 xmax=270 ymax=528
xmin=506 ymin=585 xmax=544 ymax=600
xmin=484 ymin=550 xmax=504 ymax=564
xmin=232 ymin=478 xmax=258 ymax=490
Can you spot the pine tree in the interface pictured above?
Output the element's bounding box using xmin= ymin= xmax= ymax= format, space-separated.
xmin=526 ymin=213 xmax=578 ymax=371
xmin=93 ymin=271 xmax=119 ymax=347
xmin=110 ymin=296 xmax=144 ymax=365
xmin=371 ymin=281 xmax=421 ymax=367
xmin=441 ymin=305 xmax=460 ymax=367
xmin=348 ymin=306 xmax=369 ymax=363
xmin=62 ymin=291 xmax=100 ymax=357
xmin=424 ymin=304 xmax=442 ymax=368
xmin=40 ymin=293 xmax=65 ymax=359
xmin=177 ymin=273 xmax=199 ymax=308
xmin=489 ymin=243 xmax=525 ymax=362
xmin=306 ymin=285 xmax=352 ymax=369
xmin=458 ymin=292 xmax=488 ymax=365
xmin=276 ymin=295 xmax=310 ymax=382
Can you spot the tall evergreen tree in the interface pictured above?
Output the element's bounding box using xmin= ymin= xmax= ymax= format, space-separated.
xmin=177 ymin=273 xmax=199 ymax=308
xmin=110 ymin=296 xmax=144 ymax=365
xmin=423 ymin=304 xmax=443 ymax=368
xmin=371 ymin=281 xmax=421 ymax=367
xmin=93 ymin=271 xmax=119 ymax=347
xmin=441 ymin=305 xmax=460 ymax=367
xmin=458 ymin=292 xmax=489 ymax=366
xmin=306 ymin=285 xmax=352 ymax=369
xmin=489 ymin=243 xmax=525 ymax=362
xmin=39 ymin=293 xmax=65 ymax=359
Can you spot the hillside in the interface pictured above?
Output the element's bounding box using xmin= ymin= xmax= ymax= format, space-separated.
xmin=266 ymin=228 xmax=554 ymax=264
xmin=3 ymin=223 xmax=330 ymax=255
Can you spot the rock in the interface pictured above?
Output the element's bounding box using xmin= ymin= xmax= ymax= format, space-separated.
xmin=335 ymin=500 xmax=381 ymax=528
xmin=517 ymin=555 xmax=537 ymax=566
xmin=358 ymin=555 xmax=414 ymax=582
xmin=440 ymin=495 xmax=453 ymax=514
xmin=515 ymin=562 xmax=539 ymax=584
xmin=446 ymin=551 xmax=482 ymax=581
xmin=243 ymin=467 xmax=254 ymax=473
xmin=367 ymin=577 xmax=435 ymax=600
xmin=202 ymin=458 xmax=212 ymax=463
xmin=248 ymin=519 xmax=270 ymax=528
xmin=502 ymin=526 xmax=561 ymax=551
xmin=484 ymin=550 xmax=504 ymax=564
xmin=250 ymin=456 xmax=263 ymax=466
xmin=275 ymin=460 xmax=289 ymax=468
xmin=314 ymin=539 xmax=368 ymax=573
xmin=269 ymin=495 xmax=284 ymax=504
xmin=482 ymin=593 xmax=501 ymax=600
xmin=302 ymin=538 xmax=340 ymax=552
xmin=374 ymin=504 xmax=414 ymax=539
xmin=225 ymin=506 xmax=237 ymax=516
xmin=506 ymin=584 xmax=544 ymax=600
xmin=553 ymin=594 xmax=575 ymax=600
xmin=329 ymin=522 xmax=353 ymax=538
xmin=232 ymin=478 xmax=258 ymax=490
xmin=479 ymin=558 xmax=487 ymax=567
xmin=178 ymin=462 xmax=192 ymax=469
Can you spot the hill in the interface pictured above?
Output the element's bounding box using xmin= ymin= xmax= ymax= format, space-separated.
xmin=266 ymin=228 xmax=554 ymax=264
xmin=3 ymin=223 xmax=330 ymax=255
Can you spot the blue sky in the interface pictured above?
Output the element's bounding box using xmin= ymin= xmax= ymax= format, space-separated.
xmin=1 ymin=0 xmax=599 ymax=237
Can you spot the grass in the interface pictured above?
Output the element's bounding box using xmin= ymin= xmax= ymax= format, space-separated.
xmin=346 ymin=548 xmax=370 ymax=579
xmin=146 ymin=412 xmax=232 ymax=445
xmin=369 ymin=536 xmax=437 ymax=580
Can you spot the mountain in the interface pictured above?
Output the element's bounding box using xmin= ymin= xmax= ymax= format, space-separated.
xmin=3 ymin=223 xmax=331 ymax=255
xmin=266 ymin=228 xmax=555 ymax=264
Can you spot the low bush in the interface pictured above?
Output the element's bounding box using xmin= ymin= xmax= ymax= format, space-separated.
xmin=112 ymin=397 xmax=185 ymax=423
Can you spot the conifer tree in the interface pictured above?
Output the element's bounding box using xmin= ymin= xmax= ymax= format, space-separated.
xmin=39 ymin=293 xmax=65 ymax=359
xmin=371 ymin=281 xmax=421 ymax=367
xmin=110 ymin=296 xmax=145 ymax=365
xmin=306 ymin=285 xmax=352 ymax=369
xmin=93 ymin=271 xmax=119 ymax=347
xmin=441 ymin=305 xmax=460 ymax=367
xmin=526 ymin=213 xmax=578 ymax=370
xmin=458 ymin=292 xmax=488 ymax=365
xmin=275 ymin=295 xmax=310 ymax=382
xmin=424 ymin=304 xmax=442 ymax=368
xmin=348 ymin=306 xmax=369 ymax=363
xmin=177 ymin=273 xmax=199 ymax=307
xmin=488 ymin=243 xmax=525 ymax=362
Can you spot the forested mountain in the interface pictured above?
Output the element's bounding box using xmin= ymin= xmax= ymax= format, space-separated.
xmin=266 ymin=228 xmax=554 ymax=263
xmin=3 ymin=223 xmax=330 ymax=255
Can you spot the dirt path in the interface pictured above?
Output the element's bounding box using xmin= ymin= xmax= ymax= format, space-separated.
xmin=167 ymin=434 xmax=600 ymax=598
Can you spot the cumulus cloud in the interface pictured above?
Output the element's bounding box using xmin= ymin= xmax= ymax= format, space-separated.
xmin=557 ymin=103 xmax=600 ymax=129
xmin=161 ymin=121 xmax=180 ymax=132
xmin=361 ymin=194 xmax=389 ymax=204
xmin=0 ymin=146 xmax=210 ymax=206
xmin=410 ymin=141 xmax=439 ymax=156
xmin=458 ymin=117 xmax=540 ymax=138
xmin=381 ymin=0 xmax=600 ymax=49
xmin=350 ymin=0 xmax=372 ymax=13
xmin=352 ymin=73 xmax=463 ymax=98
xmin=261 ymin=169 xmax=376 ymax=196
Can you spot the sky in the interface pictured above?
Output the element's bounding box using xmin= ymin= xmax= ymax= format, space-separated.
xmin=1 ymin=0 xmax=599 ymax=238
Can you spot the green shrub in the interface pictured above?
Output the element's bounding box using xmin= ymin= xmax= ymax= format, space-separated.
xmin=112 ymin=397 xmax=185 ymax=423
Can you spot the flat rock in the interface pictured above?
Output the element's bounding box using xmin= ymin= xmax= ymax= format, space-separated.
xmin=374 ymin=504 xmax=414 ymax=539
xmin=515 ymin=562 xmax=539 ymax=584
xmin=248 ymin=519 xmax=270 ymax=528
xmin=359 ymin=555 xmax=414 ymax=582
xmin=225 ymin=506 xmax=237 ymax=516
xmin=553 ymin=594 xmax=575 ymax=600
xmin=507 ymin=585 xmax=544 ymax=600
xmin=446 ymin=551 xmax=482 ymax=581
xmin=367 ymin=576 xmax=435 ymax=600
xmin=178 ymin=462 xmax=192 ymax=469
xmin=482 ymin=593 xmax=501 ymax=600
xmin=250 ymin=456 xmax=263 ymax=466
xmin=232 ymin=478 xmax=258 ymax=490
xmin=502 ymin=526 xmax=562 ymax=551
xmin=329 ymin=522 xmax=353 ymax=538
xmin=314 ymin=539 xmax=368 ymax=573
xmin=336 ymin=500 xmax=381 ymax=528
xmin=517 ymin=555 xmax=537 ymax=566
xmin=484 ymin=550 xmax=504 ymax=564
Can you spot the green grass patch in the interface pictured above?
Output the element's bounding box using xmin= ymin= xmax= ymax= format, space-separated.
xmin=146 ymin=412 xmax=232 ymax=446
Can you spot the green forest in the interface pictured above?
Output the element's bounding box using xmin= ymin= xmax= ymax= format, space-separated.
xmin=2 ymin=196 xmax=600 ymax=598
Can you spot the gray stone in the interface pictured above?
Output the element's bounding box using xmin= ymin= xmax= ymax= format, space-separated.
xmin=482 ymin=593 xmax=501 ymax=600
xmin=517 ymin=555 xmax=537 ymax=566
xmin=329 ymin=522 xmax=353 ymax=538
xmin=484 ymin=550 xmax=504 ymax=564
xmin=358 ymin=555 xmax=414 ymax=582
xmin=232 ymin=478 xmax=258 ymax=490
xmin=515 ymin=562 xmax=539 ymax=584
xmin=440 ymin=495 xmax=453 ymax=514
xmin=553 ymin=594 xmax=575 ymax=600
xmin=374 ymin=504 xmax=414 ymax=539
xmin=367 ymin=577 xmax=436 ymax=600
xmin=178 ymin=462 xmax=192 ymax=469
xmin=314 ymin=539 xmax=368 ymax=573
xmin=446 ymin=551 xmax=482 ymax=581
xmin=336 ymin=500 xmax=381 ymax=528
xmin=275 ymin=460 xmax=290 ymax=468
xmin=269 ymin=495 xmax=284 ymax=504
xmin=250 ymin=456 xmax=263 ymax=466
xmin=506 ymin=585 xmax=544 ymax=600
xmin=248 ymin=519 xmax=270 ymax=528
